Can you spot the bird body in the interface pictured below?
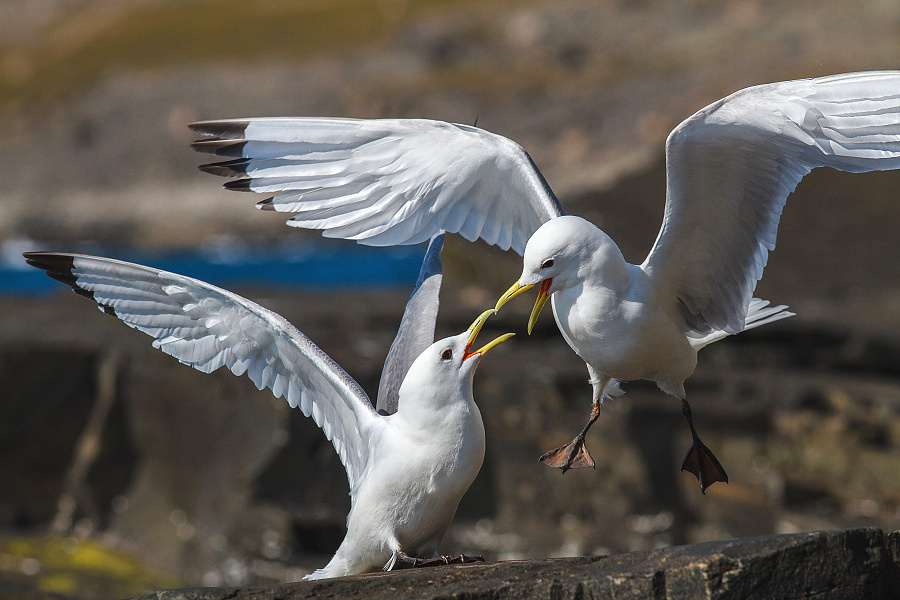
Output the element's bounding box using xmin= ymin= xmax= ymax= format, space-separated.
xmin=552 ymin=277 xmax=698 ymax=398
xmin=534 ymin=217 xmax=698 ymax=397
xmin=530 ymin=215 xmax=795 ymax=402
xmin=509 ymin=216 xmax=794 ymax=485
xmin=25 ymin=239 xmax=511 ymax=579
xmin=311 ymin=331 xmax=487 ymax=579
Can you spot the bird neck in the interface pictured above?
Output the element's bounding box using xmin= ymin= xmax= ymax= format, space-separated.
xmin=580 ymin=234 xmax=632 ymax=297
xmin=395 ymin=376 xmax=475 ymax=430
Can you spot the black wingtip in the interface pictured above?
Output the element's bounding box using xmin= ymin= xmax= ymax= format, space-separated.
xmin=24 ymin=252 xmax=118 ymax=313
xmin=223 ymin=178 xmax=254 ymax=192
xmin=198 ymin=158 xmax=251 ymax=177
xmin=23 ymin=251 xmax=76 ymax=280
xmin=256 ymin=197 xmax=275 ymax=211
xmin=188 ymin=120 xmax=250 ymax=140
xmin=23 ymin=252 xmax=93 ymax=299
xmin=190 ymin=139 xmax=248 ymax=158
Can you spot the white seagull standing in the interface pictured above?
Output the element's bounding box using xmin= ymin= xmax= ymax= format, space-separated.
xmin=190 ymin=71 xmax=900 ymax=492
xmin=24 ymin=234 xmax=514 ymax=579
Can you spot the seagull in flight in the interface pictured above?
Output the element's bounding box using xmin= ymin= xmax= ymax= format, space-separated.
xmin=24 ymin=234 xmax=514 ymax=579
xmin=190 ymin=71 xmax=900 ymax=492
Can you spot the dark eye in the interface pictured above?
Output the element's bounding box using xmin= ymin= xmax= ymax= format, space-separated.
xmin=441 ymin=349 xmax=453 ymax=361
xmin=541 ymin=258 xmax=555 ymax=269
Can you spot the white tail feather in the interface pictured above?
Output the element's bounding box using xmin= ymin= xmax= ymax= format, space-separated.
xmin=689 ymin=298 xmax=794 ymax=350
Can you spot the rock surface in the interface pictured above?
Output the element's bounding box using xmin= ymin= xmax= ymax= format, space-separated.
xmin=137 ymin=528 xmax=900 ymax=600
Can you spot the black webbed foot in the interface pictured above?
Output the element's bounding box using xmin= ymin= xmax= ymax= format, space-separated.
xmin=680 ymin=399 xmax=729 ymax=493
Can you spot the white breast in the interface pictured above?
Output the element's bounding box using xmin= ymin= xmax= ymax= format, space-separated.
xmin=552 ymin=281 xmax=697 ymax=387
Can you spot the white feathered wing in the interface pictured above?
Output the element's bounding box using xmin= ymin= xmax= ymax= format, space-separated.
xmin=23 ymin=252 xmax=382 ymax=491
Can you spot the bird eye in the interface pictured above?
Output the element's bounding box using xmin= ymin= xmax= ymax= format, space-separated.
xmin=441 ymin=349 xmax=453 ymax=361
xmin=541 ymin=258 xmax=555 ymax=269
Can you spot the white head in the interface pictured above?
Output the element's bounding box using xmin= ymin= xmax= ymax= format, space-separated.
xmin=495 ymin=215 xmax=626 ymax=332
xmin=397 ymin=310 xmax=513 ymax=415
xmin=520 ymin=215 xmax=607 ymax=293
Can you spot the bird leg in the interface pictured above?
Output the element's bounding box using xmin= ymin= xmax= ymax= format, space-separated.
xmin=388 ymin=550 xmax=485 ymax=570
xmin=539 ymin=400 xmax=601 ymax=472
xmin=679 ymin=399 xmax=728 ymax=494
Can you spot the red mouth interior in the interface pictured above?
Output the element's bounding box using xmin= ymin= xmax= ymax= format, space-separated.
xmin=540 ymin=278 xmax=553 ymax=296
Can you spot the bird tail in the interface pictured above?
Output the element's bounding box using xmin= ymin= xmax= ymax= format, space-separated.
xmin=689 ymin=298 xmax=794 ymax=350
xmin=302 ymin=568 xmax=333 ymax=581
xmin=302 ymin=549 xmax=358 ymax=580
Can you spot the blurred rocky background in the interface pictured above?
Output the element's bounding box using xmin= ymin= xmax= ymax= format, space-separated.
xmin=1 ymin=0 xmax=899 ymax=598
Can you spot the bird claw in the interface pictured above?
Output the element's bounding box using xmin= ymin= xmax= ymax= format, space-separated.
xmin=390 ymin=552 xmax=485 ymax=570
xmin=446 ymin=554 xmax=485 ymax=565
xmin=539 ymin=436 xmax=595 ymax=472
xmin=681 ymin=438 xmax=729 ymax=494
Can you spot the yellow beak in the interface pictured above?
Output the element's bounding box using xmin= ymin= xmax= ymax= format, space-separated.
xmin=527 ymin=279 xmax=552 ymax=335
xmin=494 ymin=281 xmax=535 ymax=312
xmin=465 ymin=309 xmax=515 ymax=360
xmin=494 ymin=279 xmax=553 ymax=335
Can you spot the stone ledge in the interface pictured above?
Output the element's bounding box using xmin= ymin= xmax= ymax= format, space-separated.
xmin=137 ymin=527 xmax=900 ymax=600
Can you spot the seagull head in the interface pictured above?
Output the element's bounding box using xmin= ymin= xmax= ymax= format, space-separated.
xmin=398 ymin=309 xmax=514 ymax=409
xmin=495 ymin=215 xmax=604 ymax=333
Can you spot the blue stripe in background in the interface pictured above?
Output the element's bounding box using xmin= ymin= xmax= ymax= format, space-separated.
xmin=2 ymin=239 xmax=426 ymax=296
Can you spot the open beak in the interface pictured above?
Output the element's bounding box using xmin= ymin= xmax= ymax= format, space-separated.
xmin=494 ymin=279 xmax=553 ymax=335
xmin=464 ymin=309 xmax=515 ymax=360
xmin=527 ymin=279 xmax=553 ymax=334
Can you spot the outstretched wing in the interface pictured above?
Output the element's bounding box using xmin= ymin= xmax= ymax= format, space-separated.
xmin=190 ymin=117 xmax=565 ymax=255
xmin=376 ymin=232 xmax=444 ymax=415
xmin=643 ymin=71 xmax=900 ymax=335
xmin=24 ymin=252 xmax=381 ymax=490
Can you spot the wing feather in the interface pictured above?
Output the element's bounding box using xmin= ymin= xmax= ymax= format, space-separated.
xmin=191 ymin=118 xmax=564 ymax=255
xmin=24 ymin=252 xmax=381 ymax=490
xmin=643 ymin=71 xmax=900 ymax=334
xmin=375 ymin=233 xmax=444 ymax=414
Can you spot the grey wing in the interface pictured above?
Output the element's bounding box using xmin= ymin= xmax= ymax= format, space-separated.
xmin=24 ymin=252 xmax=381 ymax=490
xmin=190 ymin=117 xmax=564 ymax=255
xmin=375 ymin=232 xmax=444 ymax=415
xmin=643 ymin=71 xmax=900 ymax=335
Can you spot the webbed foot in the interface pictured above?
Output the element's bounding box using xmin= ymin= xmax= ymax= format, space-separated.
xmin=540 ymin=399 xmax=603 ymax=473
xmin=680 ymin=399 xmax=728 ymax=494
xmin=539 ymin=435 xmax=595 ymax=472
